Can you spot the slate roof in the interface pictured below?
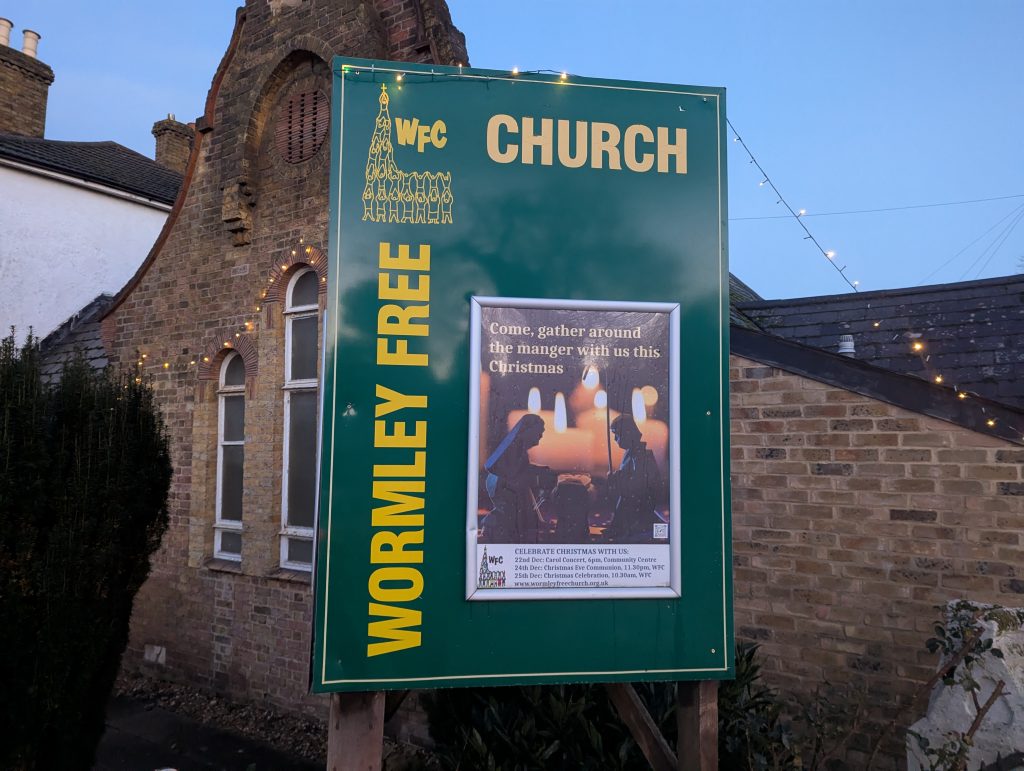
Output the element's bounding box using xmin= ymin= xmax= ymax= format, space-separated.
xmin=0 ymin=132 xmax=182 ymax=205
xmin=38 ymin=294 xmax=114 ymax=383
xmin=728 ymin=274 xmax=762 ymax=330
xmin=736 ymin=274 xmax=1024 ymax=408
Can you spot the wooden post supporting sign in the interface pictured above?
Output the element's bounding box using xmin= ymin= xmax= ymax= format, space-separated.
xmin=328 ymin=691 xmax=385 ymax=771
xmin=677 ymin=680 xmax=718 ymax=771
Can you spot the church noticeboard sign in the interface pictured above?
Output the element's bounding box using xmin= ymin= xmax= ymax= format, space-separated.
xmin=313 ymin=57 xmax=732 ymax=691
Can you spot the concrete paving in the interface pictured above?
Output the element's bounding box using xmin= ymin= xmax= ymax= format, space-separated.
xmin=94 ymin=696 xmax=322 ymax=771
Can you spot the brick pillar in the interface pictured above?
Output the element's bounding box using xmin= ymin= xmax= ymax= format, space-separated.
xmin=152 ymin=115 xmax=195 ymax=174
xmin=0 ymin=37 xmax=54 ymax=137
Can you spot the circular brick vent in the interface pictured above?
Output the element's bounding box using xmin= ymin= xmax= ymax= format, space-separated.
xmin=275 ymin=90 xmax=329 ymax=164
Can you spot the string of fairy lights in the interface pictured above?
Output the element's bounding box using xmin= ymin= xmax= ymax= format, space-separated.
xmin=126 ymin=66 xmax=1015 ymax=439
xmin=132 ymin=238 xmax=324 ymax=383
xmin=728 ymin=119 xmax=860 ymax=293
xmin=727 ymin=118 xmax=1020 ymax=435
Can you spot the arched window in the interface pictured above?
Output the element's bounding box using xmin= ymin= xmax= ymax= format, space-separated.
xmin=281 ymin=268 xmax=319 ymax=569
xmin=216 ymin=352 xmax=246 ymax=560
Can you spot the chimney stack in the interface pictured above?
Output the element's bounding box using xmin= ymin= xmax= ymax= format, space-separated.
xmin=0 ymin=21 xmax=54 ymax=137
xmin=21 ymin=29 xmax=39 ymax=58
xmin=838 ymin=335 xmax=856 ymax=358
xmin=152 ymin=114 xmax=195 ymax=174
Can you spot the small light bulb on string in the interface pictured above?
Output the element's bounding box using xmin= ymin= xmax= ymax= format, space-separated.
xmin=299 ymin=236 xmax=304 ymax=244
xmin=203 ymin=356 xmax=210 ymax=363
xmin=797 ymin=209 xmax=806 ymax=217
xmin=825 ymin=250 xmax=836 ymax=260
xmin=758 ymin=179 xmax=767 ymax=187
xmin=559 ymin=71 xmax=567 ymax=81
xmin=873 ymin=322 xmax=880 ymax=328
xmin=852 ymin=280 xmax=860 ymax=287
xmin=512 ymin=66 xmax=519 ymax=75
xmin=957 ymin=392 xmax=968 ymax=400
xmin=224 ymin=341 xmax=231 ymax=347
xmin=305 ymin=246 xmax=312 ymax=254
xmin=396 ymin=73 xmax=403 ymax=82
xmin=235 ymin=332 xmax=241 ymax=339
xmin=934 ymin=375 xmax=943 ymax=384
xmin=912 ymin=342 xmax=924 ymax=352
xmin=163 ymin=362 xmax=169 ymax=369
xmin=987 ymin=418 xmax=996 ymax=427
xmin=189 ymin=360 xmax=196 ymax=366
xmin=141 ymin=353 xmax=148 ymax=359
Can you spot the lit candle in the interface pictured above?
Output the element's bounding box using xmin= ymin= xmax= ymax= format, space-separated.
xmin=632 ymin=387 xmax=668 ymax=473
xmin=507 ymin=387 xmax=555 ymax=435
xmin=576 ymin=389 xmax=624 ymax=473
xmin=528 ymin=392 xmax=593 ymax=472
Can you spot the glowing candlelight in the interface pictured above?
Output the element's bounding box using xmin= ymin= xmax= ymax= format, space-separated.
xmin=529 ymin=391 xmax=591 ymax=471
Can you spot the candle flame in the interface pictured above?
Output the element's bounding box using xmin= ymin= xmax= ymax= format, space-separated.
xmin=594 ymin=389 xmax=608 ymax=409
xmin=527 ymin=387 xmax=541 ymax=413
xmin=582 ymin=366 xmax=599 ymax=389
xmin=632 ymin=388 xmax=646 ymax=424
xmin=554 ymin=393 xmax=567 ymax=433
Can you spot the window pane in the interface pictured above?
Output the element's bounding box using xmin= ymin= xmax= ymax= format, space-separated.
xmin=221 ymin=445 xmax=243 ymax=521
xmin=223 ymin=354 xmax=245 ymax=386
xmin=287 ymin=538 xmax=313 ymax=565
xmin=220 ymin=530 xmax=242 ymax=555
xmin=287 ymin=391 xmax=318 ymax=528
xmin=291 ymin=270 xmax=319 ymax=308
xmin=290 ymin=315 xmax=318 ymax=381
xmin=223 ymin=395 xmax=245 ymax=442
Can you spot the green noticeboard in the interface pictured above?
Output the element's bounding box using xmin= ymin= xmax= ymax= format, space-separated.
xmin=312 ymin=57 xmax=732 ymax=691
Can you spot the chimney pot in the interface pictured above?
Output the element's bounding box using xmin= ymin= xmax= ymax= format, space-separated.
xmin=0 ymin=18 xmax=12 ymax=48
xmin=838 ymin=334 xmax=856 ymax=358
xmin=21 ymin=29 xmax=40 ymax=58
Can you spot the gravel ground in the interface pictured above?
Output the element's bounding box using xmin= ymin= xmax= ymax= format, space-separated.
xmin=114 ymin=673 xmax=439 ymax=769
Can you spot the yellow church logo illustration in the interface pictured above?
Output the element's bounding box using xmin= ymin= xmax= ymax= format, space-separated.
xmin=363 ymin=84 xmax=453 ymax=226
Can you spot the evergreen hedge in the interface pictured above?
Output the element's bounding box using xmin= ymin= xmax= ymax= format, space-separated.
xmin=0 ymin=333 xmax=171 ymax=770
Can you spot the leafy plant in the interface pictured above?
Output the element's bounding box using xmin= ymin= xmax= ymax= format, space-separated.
xmin=0 ymin=333 xmax=172 ymax=770
xmin=424 ymin=644 xmax=796 ymax=770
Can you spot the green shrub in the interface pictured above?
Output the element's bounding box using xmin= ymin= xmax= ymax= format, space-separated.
xmin=0 ymin=333 xmax=171 ymax=770
xmin=423 ymin=644 xmax=795 ymax=770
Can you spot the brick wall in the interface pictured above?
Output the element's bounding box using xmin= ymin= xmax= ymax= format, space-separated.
xmin=0 ymin=43 xmax=53 ymax=137
xmin=731 ymin=355 xmax=1024 ymax=767
xmin=102 ymin=0 xmax=467 ymax=718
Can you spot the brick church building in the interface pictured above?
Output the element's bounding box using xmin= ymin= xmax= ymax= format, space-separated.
xmin=95 ymin=0 xmax=1023 ymax=764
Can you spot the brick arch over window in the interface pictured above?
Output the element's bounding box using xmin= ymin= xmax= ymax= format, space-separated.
xmin=261 ymin=245 xmax=328 ymax=306
xmin=197 ymin=334 xmax=258 ymax=382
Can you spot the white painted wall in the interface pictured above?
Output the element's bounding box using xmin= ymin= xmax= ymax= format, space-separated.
xmin=0 ymin=164 xmax=169 ymax=338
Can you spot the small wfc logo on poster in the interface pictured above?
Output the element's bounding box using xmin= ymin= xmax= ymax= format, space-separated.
xmin=478 ymin=547 xmax=507 ymax=588
xmin=362 ymin=84 xmax=454 ymax=225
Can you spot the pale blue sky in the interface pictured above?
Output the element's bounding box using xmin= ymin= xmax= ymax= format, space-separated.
xmin=5 ymin=1 xmax=1022 ymax=299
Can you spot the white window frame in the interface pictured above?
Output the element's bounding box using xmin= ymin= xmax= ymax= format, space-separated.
xmin=215 ymin=351 xmax=245 ymax=561
xmin=281 ymin=267 xmax=319 ymax=570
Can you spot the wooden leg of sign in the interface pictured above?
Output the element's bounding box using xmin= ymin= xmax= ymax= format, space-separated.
xmin=328 ymin=691 xmax=385 ymax=771
xmin=605 ymin=683 xmax=676 ymax=771
xmin=676 ymin=681 xmax=718 ymax=771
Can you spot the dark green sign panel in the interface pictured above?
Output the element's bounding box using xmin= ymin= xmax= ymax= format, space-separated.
xmin=313 ymin=57 xmax=732 ymax=691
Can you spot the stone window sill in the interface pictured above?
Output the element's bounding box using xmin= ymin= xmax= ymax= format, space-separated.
xmin=268 ymin=567 xmax=312 ymax=585
xmin=204 ymin=557 xmax=243 ymax=575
